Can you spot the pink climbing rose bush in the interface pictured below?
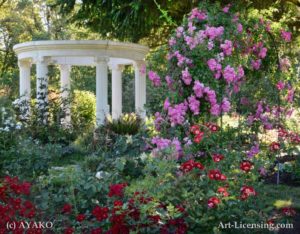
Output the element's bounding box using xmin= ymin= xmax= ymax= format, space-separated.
xmin=145 ymin=1 xmax=297 ymax=232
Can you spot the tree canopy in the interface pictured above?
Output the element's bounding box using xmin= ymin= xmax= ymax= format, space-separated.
xmin=53 ymin=0 xmax=300 ymax=47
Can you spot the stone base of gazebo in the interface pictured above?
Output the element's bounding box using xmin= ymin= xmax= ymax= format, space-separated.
xmin=14 ymin=40 xmax=149 ymax=125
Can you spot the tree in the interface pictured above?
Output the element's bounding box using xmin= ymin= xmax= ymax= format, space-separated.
xmin=53 ymin=0 xmax=300 ymax=47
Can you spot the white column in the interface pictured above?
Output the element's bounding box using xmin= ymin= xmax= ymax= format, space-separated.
xmin=109 ymin=64 xmax=123 ymax=119
xmin=95 ymin=57 xmax=109 ymax=126
xmin=36 ymin=56 xmax=49 ymax=103
xmin=134 ymin=61 xmax=146 ymax=118
xmin=59 ymin=64 xmax=71 ymax=126
xmin=18 ymin=60 xmax=31 ymax=100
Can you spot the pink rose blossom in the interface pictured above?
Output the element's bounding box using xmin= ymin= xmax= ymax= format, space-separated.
xmin=210 ymin=104 xmax=221 ymax=116
xmin=221 ymin=98 xmax=231 ymax=113
xmin=223 ymin=65 xmax=236 ymax=83
xmin=165 ymin=75 xmax=173 ymax=89
xmin=188 ymin=95 xmax=200 ymax=115
xmin=189 ymin=8 xmax=207 ymax=21
xmin=281 ymin=30 xmax=292 ymax=42
xmin=222 ymin=4 xmax=231 ymax=13
xmin=237 ymin=23 xmax=243 ymax=33
xmin=287 ymin=88 xmax=295 ymax=103
xmin=258 ymin=47 xmax=267 ymax=59
xmin=182 ymin=67 xmax=192 ymax=85
xmin=207 ymin=59 xmax=218 ymax=71
xmin=207 ymin=40 xmax=214 ymax=50
xmin=276 ymin=81 xmax=285 ymax=91
xmin=193 ymin=81 xmax=205 ymax=98
xmin=167 ymin=102 xmax=188 ymax=126
xmin=205 ymin=26 xmax=224 ymax=40
xmin=251 ymin=59 xmax=261 ymax=70
xmin=148 ymin=71 xmax=161 ymax=86
xmin=168 ymin=37 xmax=176 ymax=46
xmin=237 ymin=66 xmax=245 ymax=79
xmin=176 ymin=26 xmax=184 ymax=38
xmin=220 ymin=40 xmax=233 ymax=56
xmin=164 ymin=98 xmax=171 ymax=110
xmin=154 ymin=112 xmax=164 ymax=131
xmin=188 ymin=22 xmax=196 ymax=34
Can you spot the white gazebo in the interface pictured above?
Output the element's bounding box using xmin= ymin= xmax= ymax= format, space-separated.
xmin=13 ymin=40 xmax=149 ymax=125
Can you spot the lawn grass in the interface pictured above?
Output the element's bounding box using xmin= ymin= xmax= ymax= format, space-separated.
xmin=262 ymin=184 xmax=300 ymax=210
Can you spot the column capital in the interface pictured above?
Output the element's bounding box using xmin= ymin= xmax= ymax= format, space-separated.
xmin=18 ymin=59 xmax=32 ymax=68
xmin=134 ymin=60 xmax=146 ymax=75
xmin=59 ymin=64 xmax=72 ymax=72
xmin=108 ymin=63 xmax=125 ymax=72
xmin=94 ymin=56 xmax=109 ymax=65
xmin=133 ymin=60 xmax=146 ymax=69
xmin=33 ymin=56 xmax=51 ymax=64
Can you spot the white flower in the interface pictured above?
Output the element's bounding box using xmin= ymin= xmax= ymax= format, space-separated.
xmin=15 ymin=123 xmax=22 ymax=130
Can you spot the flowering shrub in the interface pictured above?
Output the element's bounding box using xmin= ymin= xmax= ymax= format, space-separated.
xmin=145 ymin=1 xmax=298 ymax=232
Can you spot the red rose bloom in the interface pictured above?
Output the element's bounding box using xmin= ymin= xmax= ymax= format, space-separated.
xmin=206 ymin=122 xmax=219 ymax=132
xmin=282 ymin=207 xmax=296 ymax=216
xmin=180 ymin=160 xmax=194 ymax=172
xmin=208 ymin=169 xmax=226 ymax=181
xmin=62 ymin=204 xmax=72 ymax=214
xmin=193 ymin=131 xmax=204 ymax=143
xmin=92 ymin=206 xmax=109 ymax=221
xmin=212 ymin=154 xmax=224 ymax=162
xmin=190 ymin=125 xmax=200 ymax=134
xmin=114 ymin=200 xmax=123 ymax=208
xmin=180 ymin=160 xmax=204 ymax=173
xmin=194 ymin=162 xmax=205 ymax=170
xmin=240 ymin=186 xmax=257 ymax=200
xmin=108 ymin=183 xmax=127 ymax=197
xmin=240 ymin=161 xmax=253 ymax=172
xmin=270 ymin=142 xmax=280 ymax=151
xmin=208 ymin=197 xmax=220 ymax=208
xmin=76 ymin=214 xmax=85 ymax=222
xmin=217 ymin=187 xmax=229 ymax=197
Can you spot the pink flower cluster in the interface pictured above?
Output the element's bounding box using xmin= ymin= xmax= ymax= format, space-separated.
xmin=168 ymin=51 xmax=193 ymax=67
xmin=182 ymin=67 xmax=192 ymax=85
xmin=205 ymin=26 xmax=224 ymax=40
xmin=281 ymin=30 xmax=292 ymax=42
xmin=154 ymin=112 xmax=164 ymax=131
xmin=220 ymin=40 xmax=233 ymax=56
xmin=151 ymin=137 xmax=182 ymax=158
xmin=223 ymin=65 xmax=244 ymax=84
xmin=167 ymin=101 xmax=188 ymax=126
xmin=192 ymin=81 xmax=231 ymax=116
xmin=188 ymin=8 xmax=207 ymax=21
xmin=188 ymin=95 xmax=200 ymax=115
xmin=148 ymin=71 xmax=161 ymax=87
xmin=207 ymin=59 xmax=222 ymax=79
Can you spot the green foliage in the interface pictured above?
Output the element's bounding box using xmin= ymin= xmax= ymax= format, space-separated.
xmin=0 ymin=138 xmax=65 ymax=180
xmin=71 ymin=89 xmax=96 ymax=130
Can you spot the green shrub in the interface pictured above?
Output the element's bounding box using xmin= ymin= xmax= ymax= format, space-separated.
xmin=71 ymin=90 xmax=96 ymax=130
